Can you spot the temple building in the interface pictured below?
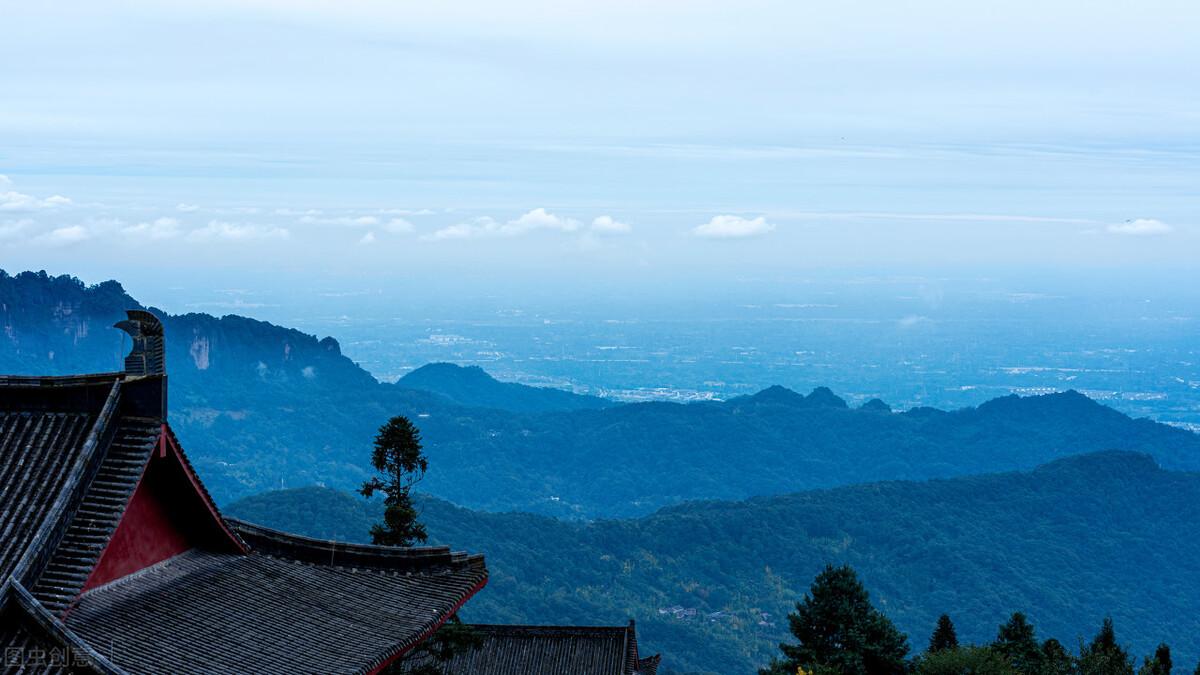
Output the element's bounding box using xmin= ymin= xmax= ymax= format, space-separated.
xmin=0 ymin=310 xmax=661 ymax=674
xmin=401 ymin=622 xmax=661 ymax=675
xmin=0 ymin=311 xmax=486 ymax=673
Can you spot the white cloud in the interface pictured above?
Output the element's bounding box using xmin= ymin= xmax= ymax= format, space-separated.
xmin=122 ymin=217 xmax=182 ymax=240
xmin=0 ymin=175 xmax=11 ymax=188
xmin=0 ymin=187 xmax=72 ymax=211
xmin=298 ymin=214 xmax=378 ymax=226
xmin=383 ymin=218 xmax=414 ymax=234
xmin=359 ymin=231 xmax=376 ymax=245
xmin=591 ymin=215 xmax=632 ymax=235
xmin=423 ymin=208 xmax=581 ymax=241
xmin=692 ymin=214 xmax=776 ymax=239
xmin=1107 ymin=218 xmax=1173 ymax=236
xmin=0 ymin=218 xmax=33 ymax=241
xmin=186 ymin=220 xmax=290 ymax=242
xmin=177 ymin=203 xmax=200 ymax=212
xmin=34 ymin=225 xmax=90 ymax=247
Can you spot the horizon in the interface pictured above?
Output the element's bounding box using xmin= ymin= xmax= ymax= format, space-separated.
xmin=2 ymin=1 xmax=1198 ymax=293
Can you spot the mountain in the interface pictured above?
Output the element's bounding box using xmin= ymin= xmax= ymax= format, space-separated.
xmin=5 ymin=269 xmax=1200 ymax=517
xmin=227 ymin=452 xmax=1200 ymax=675
xmin=397 ymin=362 xmax=610 ymax=413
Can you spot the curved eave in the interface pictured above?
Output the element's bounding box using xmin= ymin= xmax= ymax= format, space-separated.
xmin=0 ymin=579 xmax=126 ymax=675
xmin=226 ymin=517 xmax=486 ymax=574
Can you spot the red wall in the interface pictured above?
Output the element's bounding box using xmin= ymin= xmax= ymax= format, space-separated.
xmin=83 ymin=457 xmax=194 ymax=591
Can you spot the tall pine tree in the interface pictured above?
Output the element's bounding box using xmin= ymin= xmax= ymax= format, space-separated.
xmin=928 ymin=614 xmax=959 ymax=654
xmin=760 ymin=564 xmax=909 ymax=675
xmin=360 ymin=415 xmax=429 ymax=546
xmin=994 ymin=613 xmax=1043 ymax=674
xmin=1137 ymin=644 xmax=1171 ymax=675
xmin=1079 ymin=618 xmax=1134 ymax=675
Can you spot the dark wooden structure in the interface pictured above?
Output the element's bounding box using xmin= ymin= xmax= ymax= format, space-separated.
xmin=0 ymin=311 xmax=487 ymax=674
xmin=401 ymin=622 xmax=661 ymax=675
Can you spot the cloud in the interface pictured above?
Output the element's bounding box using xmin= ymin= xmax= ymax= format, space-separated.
xmin=693 ymin=214 xmax=776 ymax=239
xmin=0 ymin=186 xmax=72 ymax=211
xmin=298 ymin=213 xmax=413 ymax=236
xmin=383 ymin=218 xmax=414 ymax=234
xmin=122 ymin=217 xmax=182 ymax=240
xmin=176 ymin=203 xmax=200 ymax=212
xmin=359 ymin=231 xmax=376 ymax=245
xmin=591 ymin=215 xmax=632 ymax=235
xmin=34 ymin=225 xmax=90 ymax=247
xmin=423 ymin=208 xmax=581 ymax=241
xmin=0 ymin=218 xmax=33 ymax=241
xmin=186 ymin=220 xmax=290 ymax=242
xmin=1107 ymin=218 xmax=1173 ymax=236
xmin=300 ymin=214 xmax=379 ymax=226
xmin=0 ymin=175 xmax=11 ymax=188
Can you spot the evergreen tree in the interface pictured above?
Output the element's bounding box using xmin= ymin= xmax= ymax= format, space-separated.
xmin=1078 ymin=618 xmax=1133 ymax=675
xmin=1137 ymin=644 xmax=1171 ymax=675
xmin=360 ymin=415 xmax=429 ymax=546
xmin=1041 ymin=638 xmax=1078 ymax=675
xmin=994 ymin=613 xmax=1043 ymax=674
xmin=928 ymin=614 xmax=959 ymax=654
xmin=914 ymin=646 xmax=1016 ymax=675
xmin=760 ymin=564 xmax=909 ymax=675
xmin=393 ymin=616 xmax=483 ymax=675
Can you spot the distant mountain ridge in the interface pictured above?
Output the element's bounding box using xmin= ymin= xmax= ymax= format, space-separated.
xmin=398 ymin=362 xmax=610 ymax=412
xmin=4 ymin=269 xmax=1199 ymax=517
xmin=226 ymin=451 xmax=1200 ymax=675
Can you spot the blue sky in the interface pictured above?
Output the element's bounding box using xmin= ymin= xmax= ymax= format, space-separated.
xmin=1 ymin=0 xmax=1197 ymax=299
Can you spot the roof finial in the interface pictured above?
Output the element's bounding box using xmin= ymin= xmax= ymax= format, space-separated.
xmin=114 ymin=309 xmax=165 ymax=376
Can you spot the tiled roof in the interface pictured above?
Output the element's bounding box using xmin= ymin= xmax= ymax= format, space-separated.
xmin=401 ymin=622 xmax=662 ymax=675
xmin=0 ymin=373 xmax=122 ymax=587
xmin=2 ymin=312 xmax=489 ymax=674
xmin=0 ymin=580 xmax=121 ymax=674
xmin=67 ymin=546 xmax=486 ymax=675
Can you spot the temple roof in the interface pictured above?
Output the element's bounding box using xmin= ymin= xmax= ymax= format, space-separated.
xmin=0 ymin=311 xmax=488 ymax=674
xmin=402 ymin=622 xmax=662 ymax=675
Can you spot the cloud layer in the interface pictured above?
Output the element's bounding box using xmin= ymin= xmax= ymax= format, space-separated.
xmin=1107 ymin=218 xmax=1172 ymax=236
xmin=693 ymin=215 xmax=776 ymax=239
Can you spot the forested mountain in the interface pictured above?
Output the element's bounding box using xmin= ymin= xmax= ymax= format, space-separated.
xmin=228 ymin=452 xmax=1200 ymax=675
xmin=5 ymin=269 xmax=1200 ymax=516
xmin=397 ymin=362 xmax=610 ymax=412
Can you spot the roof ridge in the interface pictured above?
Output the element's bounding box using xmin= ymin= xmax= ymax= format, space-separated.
xmin=0 ymin=373 xmax=124 ymax=387
xmin=466 ymin=623 xmax=636 ymax=635
xmin=1 ymin=579 xmax=128 ymax=674
xmin=10 ymin=380 xmax=123 ymax=587
xmin=226 ymin=518 xmax=485 ymax=573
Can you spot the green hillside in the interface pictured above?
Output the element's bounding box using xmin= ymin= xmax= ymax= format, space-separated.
xmin=228 ymin=452 xmax=1200 ymax=674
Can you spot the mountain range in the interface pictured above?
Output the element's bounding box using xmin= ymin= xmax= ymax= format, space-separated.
xmin=4 ymin=269 xmax=1199 ymax=519
xmin=227 ymin=451 xmax=1200 ymax=674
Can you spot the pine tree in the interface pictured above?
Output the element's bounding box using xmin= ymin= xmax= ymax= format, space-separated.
xmin=1041 ymin=638 xmax=1077 ymax=675
xmin=1137 ymin=644 xmax=1171 ymax=675
xmin=1078 ymin=618 xmax=1134 ymax=675
xmin=760 ymin=564 xmax=909 ymax=675
xmin=360 ymin=415 xmax=429 ymax=546
xmin=994 ymin=613 xmax=1042 ymax=674
xmin=928 ymin=614 xmax=959 ymax=654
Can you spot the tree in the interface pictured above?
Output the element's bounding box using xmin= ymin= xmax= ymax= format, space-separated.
xmin=929 ymin=614 xmax=959 ymax=654
xmin=914 ymin=646 xmax=1016 ymax=675
xmin=1137 ymin=644 xmax=1171 ymax=675
xmin=360 ymin=416 xmax=429 ymax=547
xmin=1078 ymin=618 xmax=1133 ymax=675
xmin=1041 ymin=638 xmax=1077 ymax=675
xmin=392 ymin=616 xmax=483 ymax=675
xmin=994 ymin=613 xmax=1043 ymax=674
xmin=760 ymin=564 xmax=909 ymax=675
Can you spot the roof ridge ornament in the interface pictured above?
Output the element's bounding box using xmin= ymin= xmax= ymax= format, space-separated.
xmin=114 ymin=309 xmax=165 ymax=376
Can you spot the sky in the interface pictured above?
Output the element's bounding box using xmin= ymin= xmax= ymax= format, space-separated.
xmin=1 ymin=0 xmax=1197 ymax=305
